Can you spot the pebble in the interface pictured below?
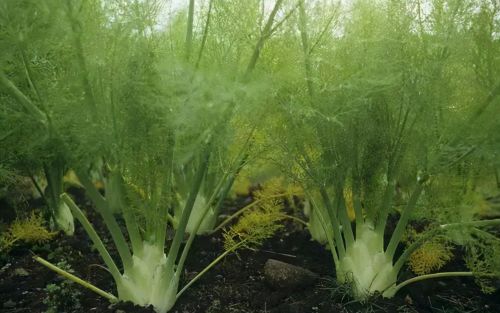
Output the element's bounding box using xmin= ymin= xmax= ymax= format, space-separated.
xmin=0 ymin=263 xmax=11 ymax=274
xmin=264 ymin=259 xmax=318 ymax=290
xmin=3 ymin=300 xmax=16 ymax=309
xmin=14 ymin=268 xmax=29 ymax=277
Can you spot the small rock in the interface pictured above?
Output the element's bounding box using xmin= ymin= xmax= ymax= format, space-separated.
xmin=264 ymin=259 xmax=318 ymax=290
xmin=3 ymin=300 xmax=16 ymax=309
xmin=14 ymin=268 xmax=29 ymax=277
xmin=210 ymin=237 xmax=219 ymax=244
xmin=0 ymin=263 xmax=11 ymax=274
xmin=404 ymin=294 xmax=413 ymax=305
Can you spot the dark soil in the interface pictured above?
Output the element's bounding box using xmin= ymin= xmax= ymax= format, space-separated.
xmin=1 ymin=191 xmax=499 ymax=313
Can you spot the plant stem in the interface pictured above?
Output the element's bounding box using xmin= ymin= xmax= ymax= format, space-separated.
xmin=245 ymin=0 xmax=284 ymax=76
xmin=185 ymin=0 xmax=195 ymax=61
xmin=20 ymin=50 xmax=50 ymax=123
xmin=319 ymin=187 xmax=346 ymax=258
xmin=308 ymin=8 xmax=338 ymax=55
xmin=30 ymin=175 xmax=48 ymax=206
xmin=166 ymin=146 xmax=210 ymax=270
xmin=206 ymin=131 xmax=253 ymax=228
xmin=0 ymin=70 xmax=47 ymax=125
xmin=176 ymin=241 xmax=244 ymax=299
xmin=375 ymin=180 xmax=396 ymax=236
xmin=194 ymin=0 xmax=213 ymax=69
xmin=298 ymin=0 xmax=314 ymax=97
xmin=110 ymin=171 xmax=142 ymax=255
xmin=385 ymin=176 xmax=427 ymax=259
xmin=65 ymin=0 xmax=97 ymax=110
xmin=278 ymin=213 xmax=308 ymax=226
xmin=61 ymin=193 xmax=122 ymax=281
xmin=76 ymin=171 xmax=133 ymax=272
xmin=34 ymin=256 xmax=118 ymax=302
xmin=157 ymin=131 xmax=176 ymax=248
xmin=495 ymin=166 xmax=500 ymax=189
xmin=172 ymin=169 xmax=233 ymax=292
xmin=336 ymin=185 xmax=355 ymax=246
xmin=384 ymin=272 xmax=474 ymax=298
xmin=307 ymin=191 xmax=339 ymax=265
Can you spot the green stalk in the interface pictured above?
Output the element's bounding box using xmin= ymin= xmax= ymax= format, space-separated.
xmin=185 ymin=0 xmax=195 ymax=61
xmin=61 ymin=193 xmax=121 ymax=281
xmin=306 ymin=191 xmax=339 ymax=265
xmin=385 ymin=175 xmax=427 ymax=259
xmin=173 ymin=200 xmax=220 ymax=292
xmin=174 ymin=147 xmax=248 ymax=274
xmin=34 ymin=256 xmax=118 ymax=302
xmin=123 ymin=209 xmax=142 ymax=255
xmin=376 ymin=106 xmax=410 ymax=236
xmin=109 ymin=171 xmax=142 ymax=255
xmin=157 ymin=132 xmax=176 ymax=248
xmin=44 ymin=163 xmax=64 ymax=215
xmin=176 ymin=240 xmax=245 ymax=299
xmin=175 ymin=163 xmax=244 ymax=274
xmin=245 ymin=0 xmax=284 ymax=76
xmin=297 ymin=3 xmax=353 ymax=248
xmin=375 ymin=179 xmax=396 ymax=235
xmin=43 ymin=160 xmax=75 ymax=235
xmin=319 ymin=187 xmax=346 ymax=258
xmin=278 ymin=213 xmax=308 ymax=226
xmin=65 ymin=0 xmax=97 ymax=110
xmin=20 ymin=50 xmax=50 ymax=122
xmin=212 ymin=172 xmax=236 ymax=213
xmin=166 ymin=146 xmax=210 ymax=270
xmin=0 ymin=70 xmax=47 ymax=125
xmin=383 ymin=272 xmax=474 ymax=298
xmin=194 ymin=0 xmax=213 ymax=69
xmin=76 ymin=171 xmax=133 ymax=272
xmin=298 ymin=0 xmax=314 ymax=97
xmin=206 ymin=134 xmax=251 ymax=226
xmin=351 ymin=171 xmax=364 ymax=236
xmin=308 ymin=8 xmax=338 ymax=55
xmin=349 ymin=127 xmax=364 ymax=234
xmin=336 ymin=185 xmax=355 ymax=247
xmin=30 ymin=175 xmax=47 ymax=204
xmin=494 ymin=166 xmax=500 ymax=189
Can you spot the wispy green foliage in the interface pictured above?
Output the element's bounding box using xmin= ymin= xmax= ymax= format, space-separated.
xmin=2 ymin=0 xmax=500 ymax=310
xmin=263 ymin=0 xmax=500 ymax=300
xmin=1 ymin=0 xmax=285 ymax=312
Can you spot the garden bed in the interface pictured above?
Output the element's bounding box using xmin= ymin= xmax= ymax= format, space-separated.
xmin=1 ymin=193 xmax=499 ymax=313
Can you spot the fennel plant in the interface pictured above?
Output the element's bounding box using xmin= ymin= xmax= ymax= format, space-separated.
xmin=0 ymin=1 xmax=288 ymax=312
xmin=0 ymin=0 xmax=76 ymax=234
xmin=268 ymin=0 xmax=500 ymax=300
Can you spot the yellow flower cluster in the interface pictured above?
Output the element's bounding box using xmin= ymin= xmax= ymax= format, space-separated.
xmin=223 ymin=178 xmax=286 ymax=251
xmin=1 ymin=212 xmax=57 ymax=252
xmin=409 ymin=241 xmax=453 ymax=275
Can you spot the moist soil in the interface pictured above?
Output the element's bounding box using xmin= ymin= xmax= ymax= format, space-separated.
xmin=1 ymin=190 xmax=499 ymax=313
